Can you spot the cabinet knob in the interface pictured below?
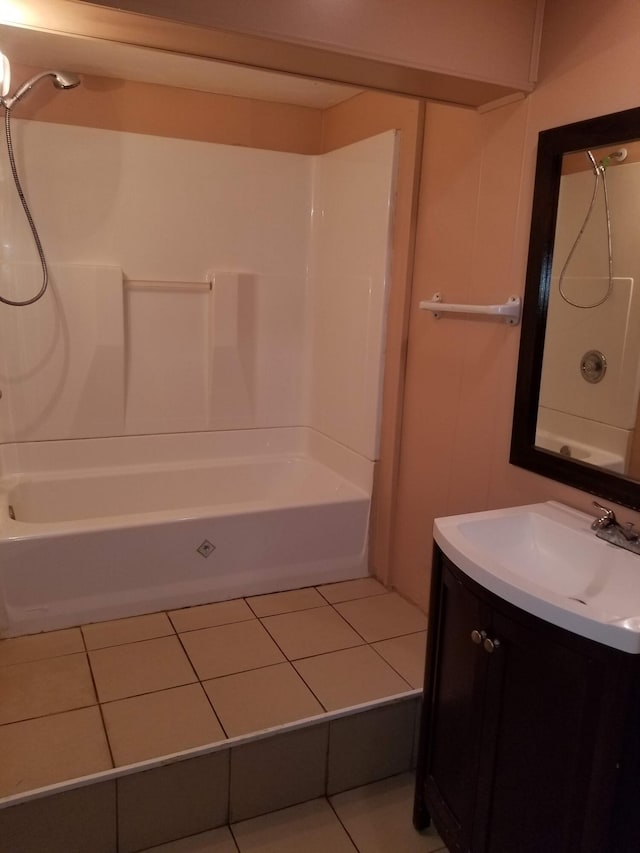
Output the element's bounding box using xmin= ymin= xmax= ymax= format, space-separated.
xmin=470 ymin=629 xmax=486 ymax=645
xmin=483 ymin=637 xmax=500 ymax=654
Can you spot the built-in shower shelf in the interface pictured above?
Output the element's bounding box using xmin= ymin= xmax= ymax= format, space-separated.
xmin=125 ymin=278 xmax=212 ymax=292
xmin=419 ymin=292 xmax=521 ymax=325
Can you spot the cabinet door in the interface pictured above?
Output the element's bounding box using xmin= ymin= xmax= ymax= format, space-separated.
xmin=476 ymin=604 xmax=620 ymax=853
xmin=422 ymin=559 xmax=490 ymax=852
xmin=419 ymin=552 xmax=630 ymax=853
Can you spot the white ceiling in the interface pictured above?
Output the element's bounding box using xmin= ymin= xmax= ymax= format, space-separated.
xmin=0 ymin=24 xmax=362 ymax=108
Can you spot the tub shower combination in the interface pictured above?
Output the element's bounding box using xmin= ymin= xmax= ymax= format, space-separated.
xmin=0 ymin=429 xmax=370 ymax=636
xmin=0 ymin=62 xmax=396 ymax=637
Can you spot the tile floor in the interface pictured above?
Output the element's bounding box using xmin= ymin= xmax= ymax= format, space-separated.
xmin=139 ymin=773 xmax=448 ymax=853
xmin=0 ymin=578 xmax=427 ymax=799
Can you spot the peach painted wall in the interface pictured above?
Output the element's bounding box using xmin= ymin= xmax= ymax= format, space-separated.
xmin=390 ymin=0 xmax=640 ymax=609
xmin=8 ymin=63 xmax=322 ymax=154
xmin=87 ymin=0 xmax=544 ymax=91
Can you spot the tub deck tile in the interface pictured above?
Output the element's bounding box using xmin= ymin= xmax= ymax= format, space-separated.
xmin=89 ymin=635 xmax=198 ymax=703
xmin=82 ymin=612 xmax=175 ymax=650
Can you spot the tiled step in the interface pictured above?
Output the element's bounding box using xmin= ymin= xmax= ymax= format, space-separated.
xmin=0 ymin=695 xmax=421 ymax=853
xmin=137 ymin=774 xmax=447 ymax=853
xmin=0 ymin=578 xmax=427 ymax=852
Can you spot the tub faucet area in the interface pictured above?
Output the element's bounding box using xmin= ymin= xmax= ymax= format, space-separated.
xmin=591 ymin=500 xmax=640 ymax=554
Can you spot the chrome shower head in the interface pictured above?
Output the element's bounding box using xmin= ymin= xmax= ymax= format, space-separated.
xmin=51 ymin=71 xmax=81 ymax=91
xmin=1 ymin=69 xmax=81 ymax=110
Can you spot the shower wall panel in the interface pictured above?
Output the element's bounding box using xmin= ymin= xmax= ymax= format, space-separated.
xmin=0 ymin=120 xmax=312 ymax=440
xmin=308 ymin=130 xmax=397 ymax=461
xmin=0 ymin=120 xmax=395 ymax=450
xmin=0 ymin=264 xmax=124 ymax=443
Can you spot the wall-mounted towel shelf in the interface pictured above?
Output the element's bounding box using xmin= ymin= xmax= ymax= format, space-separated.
xmin=125 ymin=279 xmax=212 ymax=293
xmin=419 ymin=293 xmax=521 ymax=325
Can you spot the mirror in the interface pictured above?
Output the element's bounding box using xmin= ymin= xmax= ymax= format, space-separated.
xmin=511 ymin=105 xmax=640 ymax=509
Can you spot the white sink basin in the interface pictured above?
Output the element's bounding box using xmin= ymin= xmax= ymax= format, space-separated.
xmin=434 ymin=500 xmax=640 ymax=653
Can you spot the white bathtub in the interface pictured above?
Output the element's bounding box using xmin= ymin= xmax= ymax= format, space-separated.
xmin=0 ymin=428 xmax=372 ymax=636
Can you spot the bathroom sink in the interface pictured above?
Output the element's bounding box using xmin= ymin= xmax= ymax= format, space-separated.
xmin=434 ymin=501 xmax=640 ymax=653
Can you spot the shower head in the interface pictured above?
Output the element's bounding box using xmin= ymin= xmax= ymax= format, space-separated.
xmin=599 ymin=148 xmax=628 ymax=169
xmin=51 ymin=70 xmax=81 ymax=91
xmin=1 ymin=69 xmax=81 ymax=110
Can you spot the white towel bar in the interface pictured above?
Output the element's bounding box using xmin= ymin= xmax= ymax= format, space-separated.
xmin=419 ymin=293 xmax=521 ymax=325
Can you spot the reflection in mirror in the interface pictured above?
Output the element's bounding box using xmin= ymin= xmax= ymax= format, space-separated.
xmin=538 ymin=141 xmax=640 ymax=479
xmin=511 ymin=106 xmax=640 ymax=509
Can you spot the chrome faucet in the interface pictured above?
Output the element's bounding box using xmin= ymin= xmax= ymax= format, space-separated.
xmin=591 ymin=500 xmax=640 ymax=553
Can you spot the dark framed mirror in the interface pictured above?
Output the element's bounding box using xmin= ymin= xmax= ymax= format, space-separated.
xmin=511 ymin=105 xmax=640 ymax=509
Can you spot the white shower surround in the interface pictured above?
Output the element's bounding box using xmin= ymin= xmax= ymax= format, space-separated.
xmin=0 ymin=121 xmax=397 ymax=459
xmin=0 ymin=120 xmax=397 ymax=635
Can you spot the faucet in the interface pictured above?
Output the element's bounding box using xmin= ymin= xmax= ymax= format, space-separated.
xmin=591 ymin=500 xmax=640 ymax=553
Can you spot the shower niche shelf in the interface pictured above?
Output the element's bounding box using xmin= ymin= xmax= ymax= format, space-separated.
xmin=419 ymin=293 xmax=521 ymax=324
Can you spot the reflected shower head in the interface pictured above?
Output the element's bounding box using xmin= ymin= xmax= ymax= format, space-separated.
xmin=599 ymin=148 xmax=628 ymax=169
xmin=1 ymin=69 xmax=81 ymax=110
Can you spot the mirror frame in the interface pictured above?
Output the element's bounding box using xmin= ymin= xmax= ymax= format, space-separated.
xmin=511 ymin=105 xmax=640 ymax=510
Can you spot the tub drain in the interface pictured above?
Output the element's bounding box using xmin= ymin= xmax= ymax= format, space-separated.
xmin=568 ymin=596 xmax=587 ymax=605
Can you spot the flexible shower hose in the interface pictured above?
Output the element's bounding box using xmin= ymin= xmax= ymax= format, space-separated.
xmin=558 ymin=151 xmax=613 ymax=309
xmin=0 ymin=108 xmax=49 ymax=306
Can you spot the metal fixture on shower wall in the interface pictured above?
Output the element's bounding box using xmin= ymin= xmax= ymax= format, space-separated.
xmin=0 ymin=53 xmax=81 ymax=307
xmin=580 ymin=349 xmax=607 ymax=384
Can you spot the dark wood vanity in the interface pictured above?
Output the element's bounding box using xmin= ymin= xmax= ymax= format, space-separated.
xmin=414 ymin=546 xmax=640 ymax=853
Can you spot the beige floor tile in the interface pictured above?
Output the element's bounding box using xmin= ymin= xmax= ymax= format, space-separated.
xmin=0 ymin=628 xmax=85 ymax=667
xmin=316 ymin=577 xmax=388 ymax=604
xmin=231 ymin=798 xmax=357 ymax=853
xmin=203 ymin=662 xmax=323 ymax=737
xmin=139 ymin=827 xmax=238 ymax=852
xmin=89 ymin=636 xmax=197 ymax=702
xmin=0 ymin=652 xmax=96 ymax=725
xmin=118 ymin=752 xmax=229 ymax=853
xmin=0 ymin=781 xmax=116 ymax=853
xmin=103 ymin=683 xmax=226 ymax=766
xmin=294 ymin=645 xmax=411 ymax=711
xmin=180 ymin=620 xmax=285 ymax=680
xmin=335 ymin=593 xmax=427 ymax=643
xmin=82 ymin=612 xmax=174 ymax=650
xmin=0 ymin=706 xmax=112 ymax=797
xmin=230 ymin=726 xmax=328 ymax=822
xmin=372 ymin=632 xmax=428 ymax=689
xmin=260 ymin=606 xmax=364 ymax=660
xmin=246 ymin=587 xmax=326 ymax=618
xmin=330 ymin=773 xmax=446 ymax=852
xmin=170 ymin=599 xmax=255 ymax=633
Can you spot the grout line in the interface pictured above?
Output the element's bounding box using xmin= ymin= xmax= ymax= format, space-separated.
xmin=85 ymin=648 xmax=117 ymax=770
xmin=0 ymin=699 xmax=100 ymax=730
xmin=173 ymin=614 xmax=257 ymax=635
xmin=290 ymin=660 xmax=330 ymax=713
xmin=227 ymin=825 xmax=242 ymax=853
xmin=367 ymin=640 xmax=420 ymax=690
xmin=325 ymin=796 xmax=361 ymax=852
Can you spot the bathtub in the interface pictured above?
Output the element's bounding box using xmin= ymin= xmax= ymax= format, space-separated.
xmin=535 ymin=429 xmax=626 ymax=473
xmin=0 ymin=428 xmax=372 ymax=637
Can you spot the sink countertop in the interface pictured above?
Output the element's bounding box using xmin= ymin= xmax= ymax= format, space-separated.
xmin=434 ymin=500 xmax=640 ymax=654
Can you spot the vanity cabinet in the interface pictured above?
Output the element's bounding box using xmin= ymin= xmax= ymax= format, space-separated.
xmin=414 ymin=546 xmax=640 ymax=853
